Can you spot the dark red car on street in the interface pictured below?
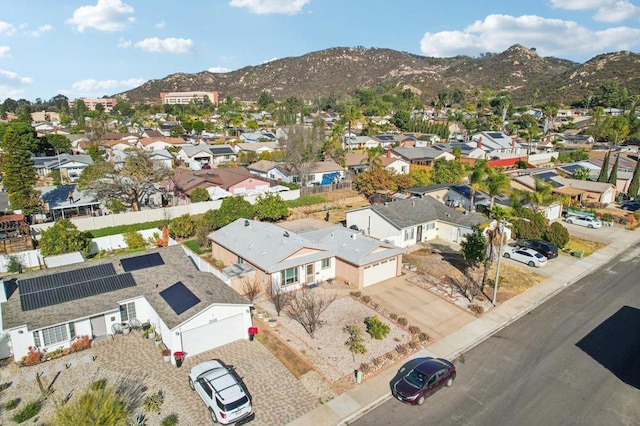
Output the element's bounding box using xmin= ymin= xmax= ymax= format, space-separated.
xmin=391 ymin=357 xmax=456 ymax=406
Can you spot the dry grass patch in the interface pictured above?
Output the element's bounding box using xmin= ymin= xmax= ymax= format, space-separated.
xmin=562 ymin=237 xmax=606 ymax=257
xmin=254 ymin=319 xmax=312 ymax=379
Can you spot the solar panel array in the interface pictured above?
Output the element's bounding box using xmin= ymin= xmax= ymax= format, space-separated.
xmin=19 ymin=264 xmax=116 ymax=295
xmin=160 ymin=281 xmax=201 ymax=315
xmin=20 ymin=273 xmax=136 ymax=311
xmin=120 ymin=252 xmax=165 ymax=272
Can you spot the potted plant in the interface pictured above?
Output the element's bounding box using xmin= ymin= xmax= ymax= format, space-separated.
xmin=147 ymin=325 xmax=156 ymax=340
xmin=162 ymin=349 xmax=171 ymax=362
xmin=122 ymin=324 xmax=131 ymax=335
xmin=154 ymin=334 xmax=162 ymax=347
xmin=174 ymin=351 xmax=185 ymax=368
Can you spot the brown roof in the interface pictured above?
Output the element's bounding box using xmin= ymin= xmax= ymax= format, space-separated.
xmin=172 ymin=166 xmax=259 ymax=194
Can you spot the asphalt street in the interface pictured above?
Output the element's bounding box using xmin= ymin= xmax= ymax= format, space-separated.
xmin=352 ymin=242 xmax=640 ymax=426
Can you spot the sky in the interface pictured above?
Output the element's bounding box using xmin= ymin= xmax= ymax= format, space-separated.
xmin=1 ymin=0 xmax=640 ymax=102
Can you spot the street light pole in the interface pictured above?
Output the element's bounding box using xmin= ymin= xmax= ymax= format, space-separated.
xmin=492 ymin=220 xmax=506 ymax=306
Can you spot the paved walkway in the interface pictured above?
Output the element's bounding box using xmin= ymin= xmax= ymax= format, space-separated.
xmin=287 ymin=225 xmax=640 ymax=426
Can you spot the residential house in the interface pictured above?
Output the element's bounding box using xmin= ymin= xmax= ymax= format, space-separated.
xmin=0 ymin=245 xmax=252 ymax=363
xmin=171 ymin=166 xmax=270 ymax=199
xmin=38 ymin=184 xmax=101 ymax=220
xmin=391 ymin=146 xmax=455 ymax=166
xmin=247 ymin=160 xmax=344 ymax=186
xmin=433 ymin=142 xmax=485 ymax=160
xmin=379 ymin=151 xmax=410 ymax=174
xmin=471 ymin=131 xmax=523 ymax=158
xmin=210 ymin=219 xmax=404 ymax=291
xmin=239 ymin=131 xmax=278 ymax=143
xmin=148 ymin=149 xmax=174 ymax=170
xmin=137 ymin=137 xmax=188 ymax=151
xmin=344 ymin=153 xmax=369 ymax=174
xmin=232 ymin=142 xmax=281 ymax=157
xmin=100 ymin=139 xmax=135 ymax=152
xmin=511 ymin=172 xmax=617 ymax=205
xmin=210 ymin=144 xmax=238 ymax=167
xmin=176 ymin=145 xmax=214 ymax=169
xmin=346 ymin=196 xmax=486 ymax=248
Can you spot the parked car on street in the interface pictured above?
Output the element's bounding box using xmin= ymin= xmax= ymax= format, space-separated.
xmin=566 ymin=215 xmax=602 ymax=228
xmin=513 ymin=239 xmax=558 ymax=259
xmin=503 ymin=247 xmax=548 ymax=267
xmin=391 ymin=357 xmax=456 ymax=406
xmin=621 ymin=200 xmax=640 ymax=212
xmin=188 ymin=360 xmax=253 ymax=424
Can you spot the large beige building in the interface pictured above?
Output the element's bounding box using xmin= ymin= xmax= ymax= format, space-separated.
xmin=160 ymin=91 xmax=219 ymax=106
xmin=68 ymin=98 xmax=117 ymax=112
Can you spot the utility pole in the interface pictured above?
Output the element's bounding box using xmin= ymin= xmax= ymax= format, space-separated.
xmin=492 ymin=220 xmax=506 ymax=306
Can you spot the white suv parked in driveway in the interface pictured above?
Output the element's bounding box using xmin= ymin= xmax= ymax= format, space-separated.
xmin=189 ymin=360 xmax=253 ymax=424
xmin=566 ymin=215 xmax=602 ymax=228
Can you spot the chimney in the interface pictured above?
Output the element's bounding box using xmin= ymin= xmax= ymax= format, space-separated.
xmin=234 ymin=162 xmax=238 ymax=169
xmin=477 ymin=137 xmax=483 ymax=149
xmin=512 ymin=138 xmax=516 ymax=153
xmin=386 ymin=149 xmax=391 ymax=158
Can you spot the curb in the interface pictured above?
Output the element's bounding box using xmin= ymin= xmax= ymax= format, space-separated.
xmin=337 ymin=235 xmax=640 ymax=425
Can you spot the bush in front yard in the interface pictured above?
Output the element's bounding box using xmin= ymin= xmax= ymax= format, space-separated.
xmin=11 ymin=400 xmax=41 ymax=423
xmin=168 ymin=214 xmax=196 ymax=239
xmin=545 ymin=222 xmax=570 ymax=248
xmin=123 ymin=230 xmax=145 ymax=249
xmin=365 ymin=315 xmax=390 ymax=340
xmin=51 ymin=384 xmax=130 ymax=425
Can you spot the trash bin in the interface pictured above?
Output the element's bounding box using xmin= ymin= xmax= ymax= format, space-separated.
xmin=355 ymin=369 xmax=363 ymax=384
xmin=248 ymin=327 xmax=258 ymax=341
xmin=174 ymin=351 xmax=185 ymax=368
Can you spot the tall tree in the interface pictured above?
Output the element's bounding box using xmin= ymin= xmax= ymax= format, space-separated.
xmin=468 ymin=160 xmax=489 ymax=212
xmin=78 ymin=148 xmax=171 ymax=211
xmin=485 ymin=168 xmax=511 ymax=208
xmin=608 ymin=153 xmax=619 ymax=185
xmin=627 ymin=158 xmax=640 ymax=200
xmin=0 ymin=127 xmax=41 ymax=214
xmin=597 ymin=150 xmax=610 ymax=183
xmin=282 ymin=122 xmax=324 ymax=187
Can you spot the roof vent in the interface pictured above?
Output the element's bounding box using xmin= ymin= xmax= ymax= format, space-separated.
xmin=244 ymin=220 xmax=249 ymax=227
xmin=330 ymin=232 xmax=334 ymax=238
xmin=283 ymin=231 xmax=290 ymax=237
xmin=351 ymin=233 xmax=357 ymax=240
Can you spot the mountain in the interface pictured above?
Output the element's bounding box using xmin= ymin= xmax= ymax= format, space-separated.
xmin=116 ymin=45 xmax=640 ymax=106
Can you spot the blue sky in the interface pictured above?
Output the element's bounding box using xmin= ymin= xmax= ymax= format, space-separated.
xmin=1 ymin=0 xmax=640 ymax=102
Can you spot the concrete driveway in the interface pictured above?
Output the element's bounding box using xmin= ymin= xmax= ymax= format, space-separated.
xmin=362 ymin=277 xmax=475 ymax=341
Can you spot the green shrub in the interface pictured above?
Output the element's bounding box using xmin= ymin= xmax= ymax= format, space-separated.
xmin=11 ymin=400 xmax=41 ymax=423
xmin=0 ymin=381 xmax=12 ymax=392
xmin=129 ymin=413 xmax=147 ymax=426
xmin=344 ymin=324 xmax=367 ymax=355
xmin=5 ymin=397 xmax=20 ymax=410
xmin=52 ymin=384 xmax=129 ymax=426
xmin=168 ymin=215 xmax=196 ymax=239
xmin=545 ymin=221 xmax=570 ymax=248
xmin=91 ymin=379 xmax=107 ymax=391
xmin=365 ymin=315 xmax=391 ymax=340
xmin=123 ymin=230 xmax=145 ymax=249
xmin=142 ymin=391 xmax=164 ymax=413
xmin=88 ymin=221 xmax=166 ymax=238
xmin=160 ymin=413 xmax=179 ymax=426
xmin=105 ymin=199 xmax=127 ymax=213
xmin=189 ymin=187 xmax=210 ymax=203
xmin=6 ymin=255 xmax=25 ymax=273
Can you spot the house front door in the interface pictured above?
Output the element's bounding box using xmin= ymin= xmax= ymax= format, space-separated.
xmin=90 ymin=315 xmax=107 ymax=338
xmin=416 ymin=225 xmax=423 ymax=243
xmin=305 ymin=263 xmax=315 ymax=285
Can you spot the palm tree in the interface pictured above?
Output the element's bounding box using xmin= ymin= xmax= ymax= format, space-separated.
xmin=572 ymin=167 xmax=591 ymax=181
xmin=361 ymin=148 xmax=384 ymax=169
xmin=485 ymin=169 xmax=510 ymax=208
xmin=468 ymin=160 xmax=489 ymax=212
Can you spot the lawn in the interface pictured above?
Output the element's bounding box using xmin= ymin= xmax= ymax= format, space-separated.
xmin=562 ymin=236 xmax=606 ymax=257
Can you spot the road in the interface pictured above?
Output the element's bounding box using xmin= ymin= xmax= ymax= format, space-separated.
xmin=351 ymin=243 xmax=640 ymax=426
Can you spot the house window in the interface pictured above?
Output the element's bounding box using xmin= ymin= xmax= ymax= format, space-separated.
xmin=404 ymin=228 xmax=415 ymax=241
xmin=426 ymin=223 xmax=435 ymax=230
xmin=34 ymin=323 xmax=74 ymax=347
xmin=322 ymin=258 xmax=331 ymax=269
xmin=281 ymin=267 xmax=299 ymax=286
xmin=119 ymin=302 xmax=137 ymax=322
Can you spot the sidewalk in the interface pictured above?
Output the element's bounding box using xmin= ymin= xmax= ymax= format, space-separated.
xmin=287 ymin=227 xmax=640 ymax=426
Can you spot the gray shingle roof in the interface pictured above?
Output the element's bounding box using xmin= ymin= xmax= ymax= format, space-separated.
xmin=2 ymin=245 xmax=249 ymax=331
xmin=363 ymin=196 xmax=486 ymax=229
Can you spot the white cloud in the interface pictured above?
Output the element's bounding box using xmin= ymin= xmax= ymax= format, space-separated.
xmin=208 ymin=66 xmax=232 ymax=73
xmin=0 ymin=69 xmax=33 ymax=85
xmin=0 ymin=46 xmax=10 ymax=58
xmin=0 ymin=21 xmax=16 ymax=35
xmin=134 ymin=37 xmax=193 ymax=54
xmin=229 ymin=0 xmax=310 ymax=15
xmin=66 ymin=0 xmax=135 ymax=32
xmin=0 ymin=86 xmax=25 ymax=99
xmin=71 ymin=77 xmax=145 ymax=94
xmin=419 ymin=14 xmax=640 ymax=61
xmin=155 ymin=20 xmax=165 ymax=29
xmin=549 ymin=0 xmax=640 ymax=23
xmin=262 ymin=57 xmax=278 ymax=63
xmin=30 ymin=24 xmax=53 ymax=37
xmin=116 ymin=38 xmax=132 ymax=48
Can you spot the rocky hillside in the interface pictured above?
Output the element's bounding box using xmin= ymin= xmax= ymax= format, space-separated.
xmin=117 ymin=45 xmax=640 ymax=105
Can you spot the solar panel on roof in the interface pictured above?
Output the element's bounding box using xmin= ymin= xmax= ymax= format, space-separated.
xmin=487 ymin=132 xmax=504 ymax=138
xmin=20 ymin=273 xmax=136 ymax=311
xmin=120 ymin=252 xmax=165 ymax=272
xmin=19 ymin=264 xmax=116 ymax=295
xmin=159 ymin=281 xmax=201 ymax=315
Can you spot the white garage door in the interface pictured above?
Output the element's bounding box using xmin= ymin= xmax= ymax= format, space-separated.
xmin=362 ymin=258 xmax=397 ymax=287
xmin=181 ymin=314 xmax=245 ymax=357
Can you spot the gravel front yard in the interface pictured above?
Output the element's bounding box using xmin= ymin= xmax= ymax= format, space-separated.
xmin=257 ymin=294 xmax=412 ymax=384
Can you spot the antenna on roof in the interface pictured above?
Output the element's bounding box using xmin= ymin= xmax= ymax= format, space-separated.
xmin=283 ymin=231 xmax=289 ymax=237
